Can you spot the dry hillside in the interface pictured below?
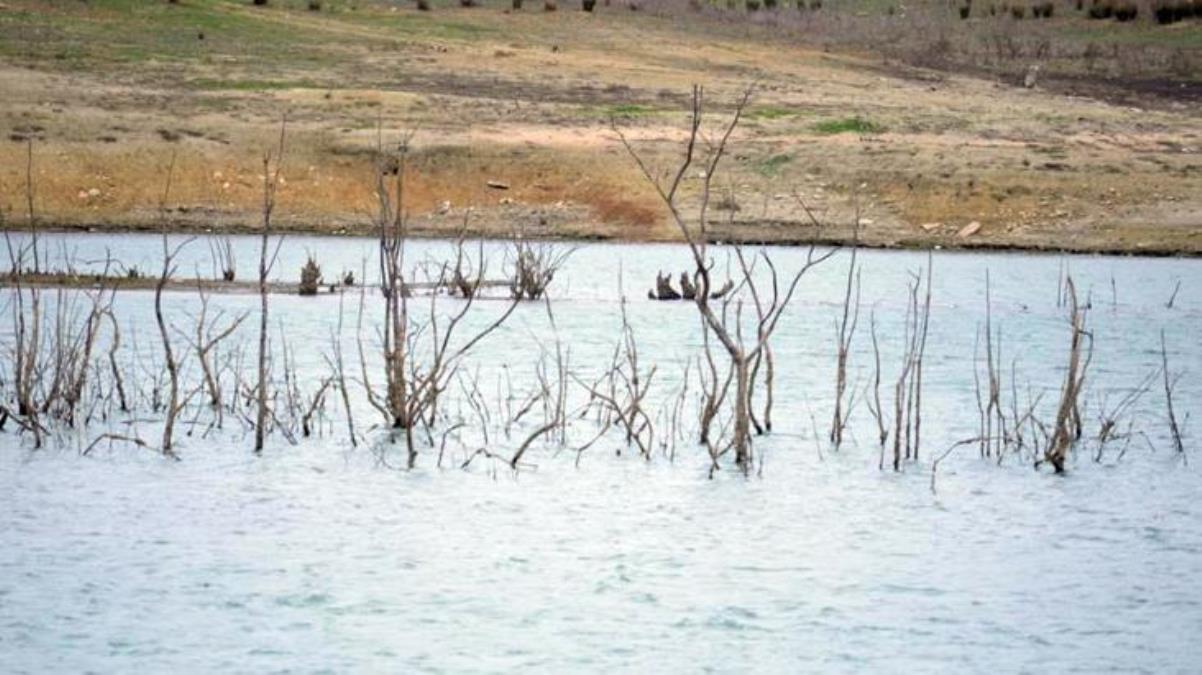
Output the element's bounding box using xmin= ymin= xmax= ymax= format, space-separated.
xmin=1 ymin=0 xmax=1199 ymax=253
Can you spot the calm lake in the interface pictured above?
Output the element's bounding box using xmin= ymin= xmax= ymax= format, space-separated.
xmin=1 ymin=232 xmax=1199 ymax=672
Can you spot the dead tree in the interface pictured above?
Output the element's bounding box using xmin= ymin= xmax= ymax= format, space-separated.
xmin=864 ymin=311 xmax=888 ymax=468
xmin=210 ymin=237 xmax=236 ymax=281
xmin=3 ymin=231 xmax=44 ymax=447
xmin=911 ymin=253 xmax=932 ymax=460
xmin=615 ymin=85 xmax=836 ymax=471
xmin=192 ymin=286 xmax=248 ymax=418
xmin=154 ymin=154 xmax=195 ymax=457
xmin=374 ymin=134 xmax=412 ymax=437
xmin=573 ymin=290 xmax=657 ymax=462
xmin=371 ymin=133 xmax=520 ymax=468
xmin=1161 ymin=329 xmax=1187 ymax=459
xmin=448 ymin=230 xmax=482 ymax=299
xmin=696 ymin=312 xmax=734 ymax=449
xmin=254 ymin=120 xmax=287 ymax=454
xmin=103 ymin=310 xmax=129 ymax=413
xmin=889 ymin=257 xmax=931 ymax=471
xmin=829 ymin=222 xmax=860 ymax=448
xmin=892 ymin=279 xmax=919 ymax=471
xmin=508 ymin=235 xmax=573 ymax=301
xmin=510 ymin=298 xmax=572 ymax=469
xmin=59 ymin=281 xmax=114 ymax=428
xmin=1043 ymin=277 xmax=1091 ymax=473
xmin=1094 ymin=369 xmax=1155 ymax=460
xmin=326 ymin=291 xmax=358 ymax=447
xmin=976 ymin=270 xmax=1004 ymax=460
xmin=25 ymin=139 xmax=40 ymax=274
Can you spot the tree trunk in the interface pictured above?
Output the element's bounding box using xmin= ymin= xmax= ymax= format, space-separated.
xmin=733 ymin=355 xmax=751 ymax=469
xmin=254 ymin=157 xmax=271 ymax=454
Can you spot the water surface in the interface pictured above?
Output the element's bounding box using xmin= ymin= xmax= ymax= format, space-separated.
xmin=1 ymin=233 xmax=1199 ymax=672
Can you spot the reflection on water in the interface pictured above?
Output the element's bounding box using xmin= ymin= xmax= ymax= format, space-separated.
xmin=1 ymin=233 xmax=1199 ymax=671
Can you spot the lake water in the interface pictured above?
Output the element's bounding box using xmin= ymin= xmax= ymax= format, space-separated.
xmin=1 ymin=233 xmax=1199 ymax=672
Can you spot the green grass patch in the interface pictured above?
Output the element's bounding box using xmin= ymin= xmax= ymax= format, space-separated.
xmin=191 ymin=78 xmax=323 ymax=91
xmin=606 ymin=103 xmax=658 ymax=117
xmin=0 ymin=0 xmax=361 ymax=71
xmin=747 ymin=106 xmax=800 ymax=120
xmin=1058 ymin=25 xmax=1202 ymax=50
xmin=335 ymin=4 xmax=501 ymax=42
xmin=755 ymin=153 xmax=794 ymax=177
xmin=813 ymin=116 xmax=884 ymax=135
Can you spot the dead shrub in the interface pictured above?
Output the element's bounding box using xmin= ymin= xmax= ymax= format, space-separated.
xmin=299 ymin=256 xmax=321 ymax=296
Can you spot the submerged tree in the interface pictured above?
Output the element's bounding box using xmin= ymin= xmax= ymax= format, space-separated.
xmin=369 ymin=132 xmax=521 ymax=468
xmin=255 ymin=120 xmax=287 ymax=454
xmin=1044 ymin=277 xmax=1091 ymax=473
xmin=615 ymin=85 xmax=836 ymax=472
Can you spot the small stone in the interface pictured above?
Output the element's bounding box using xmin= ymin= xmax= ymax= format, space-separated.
xmin=486 ymin=180 xmax=510 ymax=190
xmin=88 ymin=188 xmax=101 ymax=198
xmin=920 ymin=222 xmax=941 ymax=232
xmin=957 ymin=221 xmax=982 ymax=238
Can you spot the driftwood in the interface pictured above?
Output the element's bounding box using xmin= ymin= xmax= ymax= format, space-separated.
xmin=648 ymin=271 xmax=681 ymax=300
xmin=680 ymin=272 xmax=696 ymax=300
xmin=648 ymin=271 xmax=733 ymax=301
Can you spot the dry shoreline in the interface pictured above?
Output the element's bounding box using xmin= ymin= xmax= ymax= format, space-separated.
xmin=8 ymin=219 xmax=1200 ymax=259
